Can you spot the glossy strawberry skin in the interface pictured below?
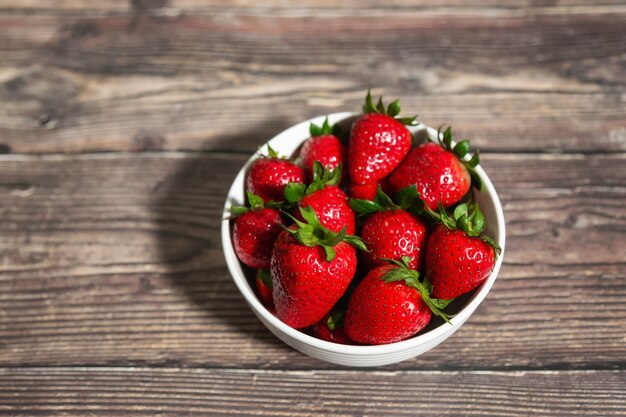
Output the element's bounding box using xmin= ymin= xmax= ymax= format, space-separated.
xmin=313 ymin=312 xmax=353 ymax=345
xmin=255 ymin=269 xmax=274 ymax=308
xmin=348 ymin=113 xmax=412 ymax=185
xmin=388 ymin=142 xmax=470 ymax=210
xmin=344 ymin=264 xmax=432 ymax=344
xmin=426 ymin=225 xmax=495 ymax=299
xmin=247 ymin=158 xmax=305 ymax=202
xmin=361 ymin=209 xmax=428 ymax=270
xmin=271 ymin=230 xmax=357 ymax=329
xmin=349 ymin=181 xmax=378 ymax=200
xmin=298 ymin=186 xmax=356 ymax=235
xmin=300 ymin=135 xmax=346 ymax=183
xmin=232 ymin=208 xmax=283 ymax=269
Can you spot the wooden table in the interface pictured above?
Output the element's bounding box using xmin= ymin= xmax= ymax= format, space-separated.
xmin=1 ymin=1 xmax=625 ymax=415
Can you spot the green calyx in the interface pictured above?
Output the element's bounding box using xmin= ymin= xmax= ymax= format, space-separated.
xmin=433 ymin=201 xmax=501 ymax=254
xmin=362 ymin=89 xmax=418 ymax=126
xmin=284 ymin=162 xmax=341 ymax=204
xmin=282 ymin=206 xmax=368 ymax=262
xmin=326 ymin=309 xmax=345 ymax=331
xmin=230 ymin=191 xmax=281 ymax=216
xmin=381 ymin=256 xmax=453 ymax=323
xmin=437 ymin=126 xmax=483 ymax=191
xmin=310 ymin=117 xmax=342 ymax=138
xmin=349 ymin=185 xmax=425 ymax=217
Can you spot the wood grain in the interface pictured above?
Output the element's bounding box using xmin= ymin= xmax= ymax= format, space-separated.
xmin=1 ymin=153 xmax=624 ymax=369
xmin=1 ymin=368 xmax=625 ymax=416
xmin=0 ymin=11 xmax=624 ymax=153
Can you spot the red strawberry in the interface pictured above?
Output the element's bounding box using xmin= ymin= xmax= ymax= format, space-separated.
xmin=344 ymin=259 xmax=451 ymax=345
xmin=348 ymin=91 xmax=415 ymax=185
xmin=231 ymin=192 xmax=283 ymax=269
xmin=425 ymin=202 xmax=499 ymax=299
xmin=271 ymin=207 xmax=366 ymax=329
xmin=349 ymin=181 xmax=378 ymax=200
xmin=388 ymin=128 xmax=481 ymax=210
xmin=300 ymin=118 xmax=346 ymax=183
xmin=285 ymin=163 xmax=356 ymax=235
xmin=255 ymin=269 xmax=274 ymax=307
xmin=313 ymin=310 xmax=353 ymax=344
xmin=350 ymin=186 xmax=428 ymax=270
xmin=247 ymin=145 xmax=305 ymax=203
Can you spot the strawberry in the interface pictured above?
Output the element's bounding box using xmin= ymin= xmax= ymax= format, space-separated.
xmin=255 ymin=269 xmax=274 ymax=307
xmin=350 ymin=186 xmax=428 ymax=270
xmin=313 ymin=309 xmax=353 ymax=344
xmin=300 ymin=118 xmax=346 ymax=183
xmin=388 ymin=127 xmax=481 ymax=210
xmin=247 ymin=144 xmax=305 ymax=203
xmin=284 ymin=163 xmax=356 ymax=235
xmin=348 ymin=90 xmax=416 ymax=185
xmin=231 ymin=192 xmax=284 ymax=269
xmin=344 ymin=258 xmax=451 ymax=345
xmin=348 ymin=181 xmax=378 ymax=200
xmin=271 ymin=207 xmax=367 ymax=329
xmin=425 ymin=202 xmax=500 ymax=299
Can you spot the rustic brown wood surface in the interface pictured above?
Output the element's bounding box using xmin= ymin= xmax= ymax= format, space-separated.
xmin=0 ymin=1 xmax=625 ymax=416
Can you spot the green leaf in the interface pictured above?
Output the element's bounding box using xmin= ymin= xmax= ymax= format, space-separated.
xmin=343 ymin=235 xmax=369 ymax=252
xmin=322 ymin=245 xmax=336 ymax=262
xmin=429 ymin=297 xmax=455 ymax=310
xmin=469 ymin=169 xmax=484 ymax=192
xmin=373 ymin=186 xmax=397 ymax=209
xmin=267 ymin=144 xmax=279 ymax=158
xmin=363 ymin=89 xmax=376 ymax=113
xmin=327 ymin=310 xmax=345 ymax=331
xmin=442 ymin=127 xmax=453 ymax=150
xmin=387 ymin=100 xmax=401 ymax=117
xmin=453 ymin=140 xmax=470 ymax=158
xmin=309 ymin=123 xmax=322 ymax=137
xmin=299 ymin=205 xmax=322 ymax=228
xmin=247 ymin=191 xmax=265 ymax=209
xmin=349 ymin=198 xmax=385 ymax=215
xmin=453 ymin=203 xmax=468 ymax=221
xmin=467 ymin=150 xmax=480 ymax=168
xmin=324 ymin=227 xmax=347 ymax=247
xmin=382 ymin=267 xmax=413 ymax=283
xmin=397 ymin=116 xmax=418 ymax=126
xmin=230 ymin=205 xmax=249 ymax=215
xmin=481 ymin=235 xmax=502 ymax=254
xmin=401 ymin=256 xmax=413 ymax=268
xmin=376 ymin=97 xmax=386 ymax=114
xmin=284 ymin=182 xmax=306 ymax=204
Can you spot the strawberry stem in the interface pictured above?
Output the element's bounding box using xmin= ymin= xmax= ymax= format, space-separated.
xmin=284 ymin=163 xmax=342 ymax=205
xmin=310 ymin=117 xmax=342 ymax=137
xmin=436 ymin=126 xmax=483 ymax=191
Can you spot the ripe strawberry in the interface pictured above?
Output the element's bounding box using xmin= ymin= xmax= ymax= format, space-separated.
xmin=388 ymin=127 xmax=481 ymax=210
xmin=313 ymin=309 xmax=353 ymax=344
xmin=349 ymin=181 xmax=378 ymax=200
xmin=426 ymin=202 xmax=499 ymax=299
xmin=285 ymin=163 xmax=356 ymax=235
xmin=271 ymin=207 xmax=367 ymax=329
xmin=348 ymin=90 xmax=416 ymax=185
xmin=255 ymin=269 xmax=274 ymax=307
xmin=247 ymin=144 xmax=305 ymax=203
xmin=231 ymin=192 xmax=284 ymax=269
xmin=350 ymin=186 xmax=428 ymax=270
xmin=344 ymin=258 xmax=451 ymax=345
xmin=300 ymin=118 xmax=346 ymax=183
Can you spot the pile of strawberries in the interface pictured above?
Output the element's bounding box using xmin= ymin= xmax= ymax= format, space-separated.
xmin=230 ymin=91 xmax=500 ymax=345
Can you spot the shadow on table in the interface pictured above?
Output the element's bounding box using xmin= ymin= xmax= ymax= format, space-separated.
xmin=153 ymin=119 xmax=295 ymax=351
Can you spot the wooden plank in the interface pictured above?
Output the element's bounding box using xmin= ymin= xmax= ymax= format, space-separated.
xmin=0 ymin=153 xmax=624 ymax=369
xmin=1 ymin=1 xmax=625 ymax=14
xmin=0 ymin=12 xmax=624 ymax=153
xmin=0 ymin=368 xmax=624 ymax=416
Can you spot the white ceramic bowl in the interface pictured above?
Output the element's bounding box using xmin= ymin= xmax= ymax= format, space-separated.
xmin=221 ymin=112 xmax=506 ymax=367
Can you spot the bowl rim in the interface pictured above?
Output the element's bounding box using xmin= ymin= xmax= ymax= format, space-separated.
xmin=221 ymin=112 xmax=506 ymax=355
